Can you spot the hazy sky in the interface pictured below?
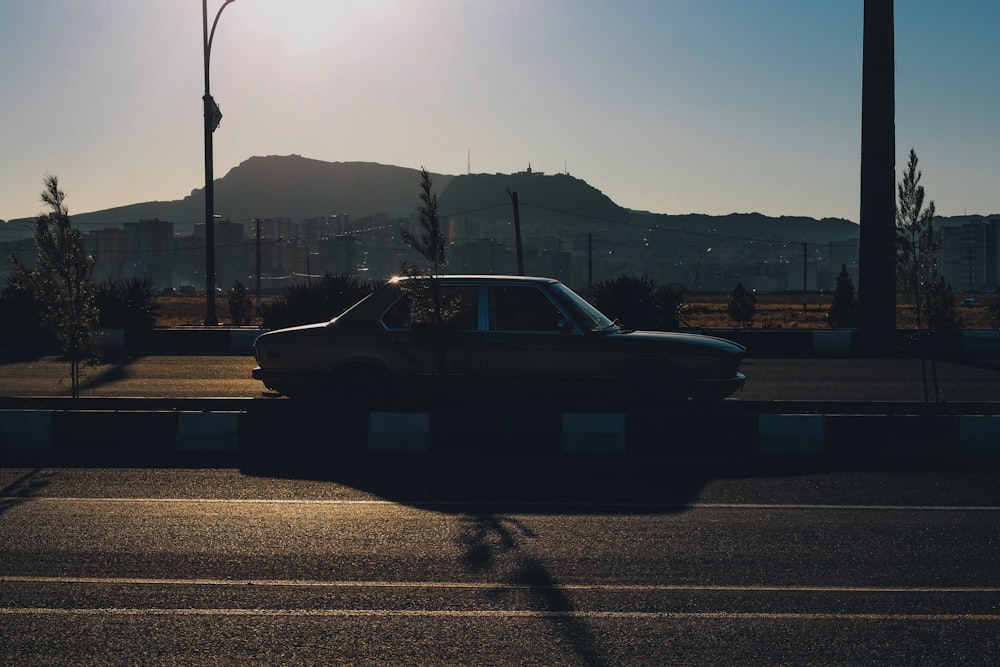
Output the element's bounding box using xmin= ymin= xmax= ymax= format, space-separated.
xmin=1 ymin=1 xmax=997 ymax=227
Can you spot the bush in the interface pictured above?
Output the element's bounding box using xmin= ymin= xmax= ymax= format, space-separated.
xmin=259 ymin=273 xmax=374 ymax=329
xmin=990 ymin=294 xmax=1000 ymax=329
xmin=228 ymin=281 xmax=255 ymax=326
xmin=96 ymin=277 xmax=160 ymax=331
xmin=589 ymin=274 xmax=688 ymax=331
xmin=727 ymin=282 xmax=757 ymax=328
xmin=923 ymin=277 xmax=961 ymax=330
xmin=0 ymin=279 xmax=56 ymax=348
xmin=827 ymin=264 xmax=858 ymax=328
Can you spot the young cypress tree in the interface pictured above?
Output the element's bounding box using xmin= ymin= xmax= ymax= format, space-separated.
xmin=11 ymin=176 xmax=101 ymax=398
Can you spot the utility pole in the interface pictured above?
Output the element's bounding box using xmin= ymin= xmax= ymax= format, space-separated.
xmin=202 ymin=0 xmax=236 ymax=326
xmin=803 ymin=241 xmax=809 ymax=311
xmin=254 ymin=218 xmax=261 ymax=311
xmin=508 ymin=190 xmax=524 ymax=275
xmin=588 ymin=233 xmax=593 ymax=296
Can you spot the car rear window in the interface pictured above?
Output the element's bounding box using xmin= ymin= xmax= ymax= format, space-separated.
xmin=382 ymin=284 xmax=479 ymax=330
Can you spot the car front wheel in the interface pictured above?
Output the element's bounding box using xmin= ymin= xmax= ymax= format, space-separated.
xmin=619 ymin=361 xmax=687 ymax=408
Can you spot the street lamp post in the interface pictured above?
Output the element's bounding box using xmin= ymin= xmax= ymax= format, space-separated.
xmin=202 ymin=0 xmax=236 ymax=326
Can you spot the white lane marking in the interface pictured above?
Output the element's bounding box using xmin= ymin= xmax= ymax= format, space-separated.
xmin=4 ymin=576 xmax=1000 ymax=594
xmin=2 ymin=608 xmax=999 ymax=621
xmin=3 ymin=497 xmax=1000 ymax=512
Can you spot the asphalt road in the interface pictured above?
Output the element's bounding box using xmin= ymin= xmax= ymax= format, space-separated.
xmin=2 ymin=354 xmax=1000 ymax=401
xmin=2 ymin=465 xmax=999 ymax=665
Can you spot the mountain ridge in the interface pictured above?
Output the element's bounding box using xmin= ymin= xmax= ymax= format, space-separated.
xmin=1 ymin=154 xmax=884 ymax=243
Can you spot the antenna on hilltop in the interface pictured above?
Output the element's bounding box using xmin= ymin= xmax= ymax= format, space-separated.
xmin=467 ymin=149 xmax=471 ymax=175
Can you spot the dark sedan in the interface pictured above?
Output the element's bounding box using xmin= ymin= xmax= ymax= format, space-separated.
xmin=252 ymin=275 xmax=745 ymax=406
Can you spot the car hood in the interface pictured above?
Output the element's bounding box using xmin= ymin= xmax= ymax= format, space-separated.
xmin=611 ymin=329 xmax=745 ymax=354
xmin=255 ymin=321 xmax=331 ymax=343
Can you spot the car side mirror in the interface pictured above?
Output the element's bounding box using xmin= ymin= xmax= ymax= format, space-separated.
xmin=555 ymin=319 xmax=575 ymax=333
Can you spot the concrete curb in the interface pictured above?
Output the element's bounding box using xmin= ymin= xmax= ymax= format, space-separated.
xmin=2 ymin=409 xmax=998 ymax=458
xmin=87 ymin=328 xmax=1000 ymax=358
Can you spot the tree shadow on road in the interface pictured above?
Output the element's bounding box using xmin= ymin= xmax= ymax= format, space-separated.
xmin=0 ymin=467 xmax=57 ymax=519
xmin=459 ymin=513 xmax=607 ymax=667
xmin=76 ymin=355 xmax=145 ymax=393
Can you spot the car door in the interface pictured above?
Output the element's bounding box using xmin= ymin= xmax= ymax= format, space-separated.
xmin=479 ymin=283 xmax=593 ymax=397
xmin=381 ymin=281 xmax=482 ymax=395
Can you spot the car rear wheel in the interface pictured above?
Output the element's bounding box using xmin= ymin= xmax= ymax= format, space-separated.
xmin=325 ymin=364 xmax=396 ymax=409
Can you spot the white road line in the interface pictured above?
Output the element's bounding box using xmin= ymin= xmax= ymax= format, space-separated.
xmin=2 ymin=497 xmax=1000 ymax=512
xmin=4 ymin=575 xmax=1000 ymax=594
xmin=2 ymin=608 xmax=999 ymax=621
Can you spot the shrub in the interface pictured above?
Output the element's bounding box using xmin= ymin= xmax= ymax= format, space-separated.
xmin=923 ymin=276 xmax=961 ymax=330
xmin=228 ymin=281 xmax=255 ymax=326
xmin=827 ymin=264 xmax=858 ymax=328
xmin=96 ymin=277 xmax=160 ymax=331
xmin=259 ymin=273 xmax=374 ymax=329
xmin=727 ymin=282 xmax=757 ymax=328
xmin=0 ymin=279 xmax=56 ymax=348
xmin=589 ymin=274 xmax=687 ymax=331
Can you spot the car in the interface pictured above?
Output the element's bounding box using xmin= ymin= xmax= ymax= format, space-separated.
xmin=252 ymin=275 xmax=745 ymax=406
xmin=960 ymin=298 xmax=980 ymax=307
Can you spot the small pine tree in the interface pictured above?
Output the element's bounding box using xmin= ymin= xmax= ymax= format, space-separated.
xmin=895 ymin=149 xmax=958 ymax=402
xmin=398 ymin=168 xmax=452 ymax=380
xmin=827 ymin=264 xmax=858 ymax=328
xmin=400 ymin=167 xmax=446 ymax=275
xmin=11 ymin=176 xmax=101 ymax=398
xmin=727 ymin=282 xmax=756 ymax=328
xmin=896 ymin=148 xmax=958 ymax=331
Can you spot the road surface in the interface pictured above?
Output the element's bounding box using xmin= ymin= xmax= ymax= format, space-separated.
xmin=2 ymin=354 xmax=1000 ymax=401
xmin=2 ymin=465 xmax=998 ymax=665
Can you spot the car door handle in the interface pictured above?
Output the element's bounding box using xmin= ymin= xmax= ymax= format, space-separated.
xmin=486 ymin=337 xmax=506 ymax=346
xmin=391 ymin=336 xmax=412 ymax=344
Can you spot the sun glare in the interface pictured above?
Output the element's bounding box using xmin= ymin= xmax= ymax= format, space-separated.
xmin=239 ymin=0 xmax=401 ymax=55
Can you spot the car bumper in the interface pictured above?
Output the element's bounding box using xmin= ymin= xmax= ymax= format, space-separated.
xmin=252 ymin=367 xmax=325 ymax=393
xmin=689 ymin=372 xmax=745 ymax=400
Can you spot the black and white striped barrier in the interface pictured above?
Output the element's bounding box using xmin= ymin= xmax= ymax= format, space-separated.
xmin=2 ymin=410 xmax=999 ymax=458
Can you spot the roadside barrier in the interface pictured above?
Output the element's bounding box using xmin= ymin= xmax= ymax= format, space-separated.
xmin=92 ymin=328 xmax=1000 ymax=358
xmin=3 ymin=408 xmax=998 ymax=458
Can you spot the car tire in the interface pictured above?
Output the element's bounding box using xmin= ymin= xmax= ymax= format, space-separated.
xmin=326 ymin=364 xmax=396 ymax=409
xmin=619 ymin=361 xmax=686 ymax=408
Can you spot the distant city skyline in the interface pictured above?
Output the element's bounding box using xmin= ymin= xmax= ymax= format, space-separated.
xmin=1 ymin=1 xmax=997 ymax=227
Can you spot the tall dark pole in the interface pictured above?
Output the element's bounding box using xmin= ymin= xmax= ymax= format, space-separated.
xmin=587 ymin=233 xmax=593 ymax=296
xmin=858 ymin=0 xmax=896 ymax=340
xmin=203 ymin=0 xmax=236 ymax=326
xmin=802 ymin=241 xmax=808 ymax=311
xmin=508 ymin=190 xmax=524 ymax=275
xmin=254 ymin=218 xmax=261 ymax=311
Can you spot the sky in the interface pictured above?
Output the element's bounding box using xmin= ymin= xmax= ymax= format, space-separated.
xmin=1 ymin=0 xmax=998 ymax=229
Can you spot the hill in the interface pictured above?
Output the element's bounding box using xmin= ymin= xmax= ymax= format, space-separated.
xmin=3 ymin=155 xmax=863 ymax=244
xmin=27 ymin=157 xmax=451 ymax=234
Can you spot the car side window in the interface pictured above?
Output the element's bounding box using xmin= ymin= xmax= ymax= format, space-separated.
xmin=488 ymin=285 xmax=568 ymax=332
xmin=382 ymin=284 xmax=479 ymax=330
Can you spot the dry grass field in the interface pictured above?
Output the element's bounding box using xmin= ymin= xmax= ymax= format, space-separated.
xmin=154 ymin=293 xmax=997 ymax=330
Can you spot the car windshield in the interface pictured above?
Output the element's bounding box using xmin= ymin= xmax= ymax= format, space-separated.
xmin=549 ymin=282 xmax=618 ymax=332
